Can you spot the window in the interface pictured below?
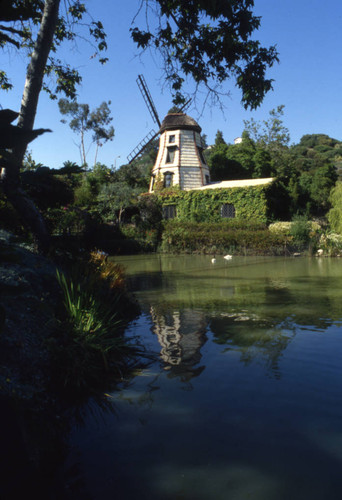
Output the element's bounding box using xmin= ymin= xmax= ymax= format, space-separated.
xmin=163 ymin=205 xmax=177 ymax=219
xmin=221 ymin=203 xmax=236 ymax=218
xmin=205 ymin=174 xmax=210 ymax=184
xmin=163 ymin=172 xmax=173 ymax=188
xmin=169 ymin=135 xmax=176 ymax=143
xmin=166 ymin=146 xmax=177 ymax=163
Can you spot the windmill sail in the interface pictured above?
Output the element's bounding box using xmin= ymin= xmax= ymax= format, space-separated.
xmin=137 ymin=75 xmax=161 ymax=128
xmin=179 ymin=98 xmax=192 ymax=113
xmin=127 ymin=129 xmax=158 ymax=164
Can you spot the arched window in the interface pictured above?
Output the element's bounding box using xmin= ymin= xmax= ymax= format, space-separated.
xmin=221 ymin=203 xmax=236 ymax=218
xmin=164 ymin=171 xmax=174 ymax=188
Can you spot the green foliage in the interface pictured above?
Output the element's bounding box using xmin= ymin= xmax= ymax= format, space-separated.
xmin=269 ymin=220 xmax=321 ymax=236
xmin=160 ymin=220 xmax=286 ymax=255
xmin=215 ymin=130 xmax=226 ymax=146
xmin=328 ymin=182 xmax=342 ymax=234
xmin=309 ymin=164 xmax=337 ymax=210
xmin=253 ymin=149 xmax=273 ymax=178
xmin=73 ymin=165 xmax=111 ymax=209
xmin=318 ymin=232 xmax=342 ymax=256
xmin=158 ymin=186 xmax=270 ymax=224
xmin=21 ymin=166 xmax=74 ymax=210
xmin=113 ymin=161 xmax=151 ymax=190
xmin=299 ymin=134 xmax=340 ymax=149
xmin=58 ymin=161 xmax=84 ymax=176
xmin=53 ymin=263 xmax=139 ymax=391
xmin=1 ymin=1 xmax=108 ymax=99
xmin=58 ymin=99 xmax=114 ymax=166
xmin=207 ymin=144 xmax=231 ymax=181
xmin=130 ymin=0 xmax=278 ymax=108
xmin=97 ymin=182 xmax=140 ymax=224
xmin=289 ymin=215 xmax=311 ymax=249
xmin=243 ymin=105 xmax=290 ymax=149
xmin=208 ymin=130 xmax=274 ymax=182
xmin=45 ymin=207 xmax=88 ymax=236
xmin=135 ymin=194 xmax=162 ymax=230
xmin=0 ymin=198 xmax=25 ymax=234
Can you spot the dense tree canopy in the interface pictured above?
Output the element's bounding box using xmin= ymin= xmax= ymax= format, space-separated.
xmin=206 ymin=107 xmax=340 ymax=218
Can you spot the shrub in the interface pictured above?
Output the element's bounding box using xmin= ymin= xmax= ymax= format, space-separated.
xmin=50 ymin=253 xmax=142 ymax=393
xmin=318 ymin=232 xmax=342 ymax=256
xmin=160 ymin=221 xmax=287 ymax=255
xmin=289 ymin=215 xmax=311 ymax=249
xmin=268 ymin=221 xmax=292 ymax=235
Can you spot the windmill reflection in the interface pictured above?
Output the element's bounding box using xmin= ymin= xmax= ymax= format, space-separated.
xmin=150 ymin=307 xmax=207 ymax=381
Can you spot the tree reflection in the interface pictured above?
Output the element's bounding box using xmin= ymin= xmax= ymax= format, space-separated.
xmin=209 ymin=313 xmax=295 ymax=378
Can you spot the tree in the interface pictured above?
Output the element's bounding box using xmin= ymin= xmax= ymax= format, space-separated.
xmin=0 ymin=0 xmax=107 ymax=250
xmin=328 ymin=182 xmax=342 ymax=233
xmin=58 ymin=99 xmax=114 ymax=167
xmin=214 ymin=130 xmax=226 ymax=146
xmin=73 ymin=163 xmax=112 ymax=209
xmin=310 ymin=164 xmax=337 ymax=213
xmin=243 ymin=105 xmax=290 ymax=150
xmin=1 ymin=0 xmax=277 ymax=249
xmin=243 ymin=106 xmax=294 ymax=182
xmin=131 ymin=0 xmax=279 ymax=108
xmin=252 ymin=148 xmax=272 ymax=178
xmin=97 ymin=183 xmax=140 ymax=224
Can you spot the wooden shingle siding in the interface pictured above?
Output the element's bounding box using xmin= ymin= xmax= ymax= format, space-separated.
xmin=180 ymin=130 xmax=200 ymax=167
xmin=181 ymin=167 xmax=203 ymax=190
xmin=149 ymin=113 xmax=210 ymax=192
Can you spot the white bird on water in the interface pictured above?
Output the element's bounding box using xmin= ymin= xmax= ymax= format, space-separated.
xmin=223 ymin=254 xmax=232 ymax=260
xmin=211 ymin=256 xmax=216 ymax=263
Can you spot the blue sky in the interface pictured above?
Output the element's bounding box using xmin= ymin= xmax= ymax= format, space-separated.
xmin=2 ymin=0 xmax=342 ymax=169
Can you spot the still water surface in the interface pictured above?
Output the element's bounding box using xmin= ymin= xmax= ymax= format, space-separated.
xmin=64 ymin=255 xmax=342 ymax=499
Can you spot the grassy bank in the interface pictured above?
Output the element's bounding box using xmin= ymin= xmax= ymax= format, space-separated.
xmin=0 ymin=231 xmax=148 ymax=497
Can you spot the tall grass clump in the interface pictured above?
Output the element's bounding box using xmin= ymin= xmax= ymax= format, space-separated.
xmin=50 ymin=252 xmax=143 ymax=394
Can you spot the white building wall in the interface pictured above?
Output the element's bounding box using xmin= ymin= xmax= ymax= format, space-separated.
xmin=180 ymin=130 xmax=200 ymax=167
xmin=180 ymin=166 xmax=204 ymax=190
xmin=150 ymin=128 xmax=211 ymax=191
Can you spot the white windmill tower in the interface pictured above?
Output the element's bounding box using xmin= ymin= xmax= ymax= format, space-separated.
xmin=127 ymin=75 xmax=211 ymax=192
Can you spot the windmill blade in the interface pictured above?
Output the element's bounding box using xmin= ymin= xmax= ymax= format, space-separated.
xmin=127 ymin=129 xmax=159 ymax=164
xmin=137 ymin=75 xmax=161 ymax=128
xmin=178 ymin=98 xmax=192 ymax=113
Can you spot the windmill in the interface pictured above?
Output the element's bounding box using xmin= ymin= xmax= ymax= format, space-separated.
xmin=127 ymin=75 xmax=211 ymax=192
xmin=127 ymin=75 xmax=190 ymax=164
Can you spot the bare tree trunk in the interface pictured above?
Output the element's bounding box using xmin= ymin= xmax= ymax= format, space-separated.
xmin=1 ymin=0 xmax=61 ymax=253
xmin=18 ymin=0 xmax=61 ymax=151
xmin=80 ymin=126 xmax=87 ymax=167
xmin=94 ymin=142 xmax=99 ymax=167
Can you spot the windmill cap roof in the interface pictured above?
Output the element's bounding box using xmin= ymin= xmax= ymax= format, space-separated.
xmin=159 ymin=113 xmax=201 ymax=133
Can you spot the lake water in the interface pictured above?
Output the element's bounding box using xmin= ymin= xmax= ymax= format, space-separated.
xmin=63 ymin=255 xmax=342 ymax=499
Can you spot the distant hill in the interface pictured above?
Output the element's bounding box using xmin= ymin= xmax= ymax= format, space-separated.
xmin=292 ymin=134 xmax=342 ymax=179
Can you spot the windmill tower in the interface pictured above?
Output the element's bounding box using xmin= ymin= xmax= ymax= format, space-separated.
xmin=127 ymin=75 xmax=211 ymax=192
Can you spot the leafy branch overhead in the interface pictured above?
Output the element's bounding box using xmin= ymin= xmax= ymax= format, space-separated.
xmin=0 ymin=0 xmax=108 ymax=98
xmin=130 ymin=0 xmax=279 ymax=108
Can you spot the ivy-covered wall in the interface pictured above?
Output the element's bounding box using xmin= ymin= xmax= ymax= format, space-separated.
xmin=157 ymin=185 xmax=271 ymax=223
